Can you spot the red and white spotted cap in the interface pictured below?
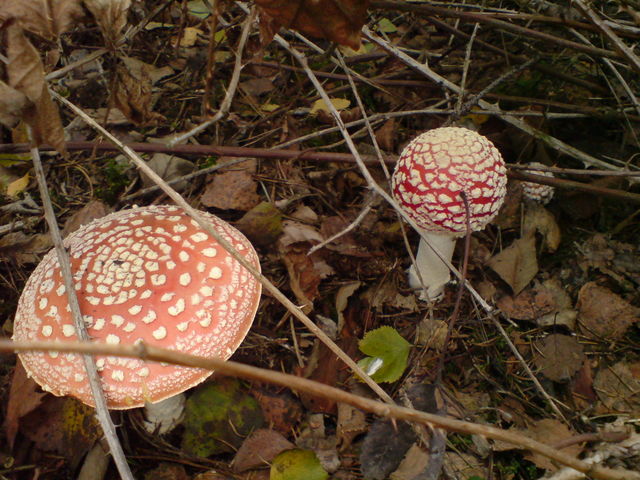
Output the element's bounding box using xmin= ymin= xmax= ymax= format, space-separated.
xmin=521 ymin=162 xmax=555 ymax=205
xmin=391 ymin=127 xmax=507 ymax=235
xmin=12 ymin=205 xmax=261 ymax=409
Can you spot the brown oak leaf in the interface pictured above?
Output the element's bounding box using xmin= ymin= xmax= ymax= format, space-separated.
xmin=255 ymin=0 xmax=369 ymax=49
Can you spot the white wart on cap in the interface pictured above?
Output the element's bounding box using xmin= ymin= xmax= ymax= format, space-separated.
xmin=521 ymin=162 xmax=555 ymax=205
xmin=12 ymin=205 xmax=261 ymax=409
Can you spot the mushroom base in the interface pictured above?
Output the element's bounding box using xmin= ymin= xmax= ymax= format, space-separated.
xmin=408 ymin=232 xmax=457 ymax=302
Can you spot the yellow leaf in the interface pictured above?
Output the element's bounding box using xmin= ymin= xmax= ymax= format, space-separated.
xmin=310 ymin=98 xmax=350 ymax=115
xmin=6 ymin=173 xmax=29 ymax=197
xmin=260 ymin=103 xmax=280 ymax=112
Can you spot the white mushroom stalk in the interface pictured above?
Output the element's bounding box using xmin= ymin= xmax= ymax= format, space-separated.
xmin=391 ymin=127 xmax=507 ymax=301
xmin=12 ymin=205 xmax=261 ymax=409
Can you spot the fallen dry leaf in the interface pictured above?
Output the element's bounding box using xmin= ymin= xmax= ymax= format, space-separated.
xmin=337 ymin=402 xmax=367 ymax=451
xmin=0 ymin=231 xmax=52 ymax=265
xmin=523 ymin=418 xmax=583 ymax=471
xmin=141 ymin=153 xmax=196 ymax=193
xmin=235 ymin=201 xmax=283 ymax=247
xmin=487 ymin=235 xmax=538 ymax=294
xmin=577 ymin=282 xmax=639 ymax=339
xmin=5 ymin=362 xmax=46 ymax=448
xmin=0 ymin=0 xmax=84 ymax=40
xmin=84 ymin=0 xmax=131 ymax=46
xmin=443 ymin=452 xmax=486 ymax=480
xmin=577 ymin=234 xmax=640 ymax=289
xmin=497 ymin=283 xmax=556 ymax=321
xmin=19 ymin=395 xmax=101 ymax=469
xmin=233 ymin=429 xmax=294 ymax=472
xmin=0 ymin=81 xmax=31 ymax=129
xmin=523 ymin=203 xmax=561 ymax=252
xmin=374 ymin=118 xmax=396 ymax=151
xmin=6 ymin=172 xmax=29 ymax=197
xmin=593 ymin=362 xmax=640 ymax=415
xmin=200 ymin=159 xmax=260 ymax=211
xmin=255 ymin=0 xmax=369 ymax=49
xmin=5 ymin=22 xmax=66 ymax=154
xmin=111 ymin=56 xmax=164 ymax=125
xmin=281 ymin=246 xmax=322 ymax=312
xmin=497 ymin=278 xmax=577 ymax=329
xmin=61 ymin=200 xmax=111 ymax=237
xmin=252 ymin=387 xmax=303 ymax=435
xmin=532 ymin=333 xmax=585 ymax=382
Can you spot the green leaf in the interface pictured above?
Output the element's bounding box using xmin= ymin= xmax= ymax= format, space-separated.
xmin=377 ymin=18 xmax=397 ymax=33
xmin=187 ymin=0 xmax=210 ymax=19
xmin=357 ymin=326 xmax=411 ymax=383
xmin=181 ymin=379 xmax=264 ymax=457
xmin=270 ymin=449 xmax=328 ymax=480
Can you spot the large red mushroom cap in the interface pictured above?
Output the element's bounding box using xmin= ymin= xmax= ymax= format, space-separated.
xmin=391 ymin=127 xmax=507 ymax=235
xmin=12 ymin=205 xmax=261 ymax=409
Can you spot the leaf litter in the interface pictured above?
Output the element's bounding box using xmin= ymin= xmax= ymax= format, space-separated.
xmin=1 ymin=0 xmax=640 ymax=479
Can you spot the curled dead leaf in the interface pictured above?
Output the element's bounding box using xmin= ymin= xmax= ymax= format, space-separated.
xmin=523 ymin=203 xmax=561 ymax=252
xmin=0 ymin=0 xmax=85 ymax=40
xmin=255 ymin=0 xmax=369 ymax=49
xmin=84 ymin=0 xmax=131 ymax=46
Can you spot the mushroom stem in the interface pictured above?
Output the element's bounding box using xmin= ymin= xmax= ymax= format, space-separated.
xmin=408 ymin=231 xmax=457 ymax=301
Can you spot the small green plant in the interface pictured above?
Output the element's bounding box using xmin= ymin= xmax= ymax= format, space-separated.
xmin=97 ymin=157 xmax=130 ymax=203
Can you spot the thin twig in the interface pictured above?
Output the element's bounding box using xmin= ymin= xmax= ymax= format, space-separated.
xmin=119 ymin=157 xmax=248 ymax=203
xmin=168 ymin=8 xmax=255 ymax=146
xmin=26 ymin=128 xmax=134 ymax=480
xmin=490 ymin=314 xmax=568 ymax=422
xmin=271 ymin=32 xmax=495 ymax=312
xmin=1 ymin=339 xmax=638 ymax=480
xmin=362 ymin=27 xmax=640 ymax=183
xmin=572 ymin=0 xmax=640 ymax=74
xmin=371 ymin=0 xmax=622 ymax=60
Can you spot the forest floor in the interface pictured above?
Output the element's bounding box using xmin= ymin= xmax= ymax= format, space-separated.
xmin=0 ymin=0 xmax=639 ymax=479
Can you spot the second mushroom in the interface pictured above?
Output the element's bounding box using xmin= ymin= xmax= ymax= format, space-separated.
xmin=391 ymin=127 xmax=507 ymax=301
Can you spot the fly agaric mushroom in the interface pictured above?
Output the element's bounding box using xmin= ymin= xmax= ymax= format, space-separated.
xmin=12 ymin=205 xmax=261 ymax=409
xmin=391 ymin=127 xmax=507 ymax=301
xmin=521 ymin=162 xmax=555 ymax=205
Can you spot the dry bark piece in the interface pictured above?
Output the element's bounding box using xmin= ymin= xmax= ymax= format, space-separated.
xmin=12 ymin=205 xmax=261 ymax=409
xmin=577 ymin=282 xmax=639 ymax=339
xmin=532 ymin=333 xmax=585 ymax=382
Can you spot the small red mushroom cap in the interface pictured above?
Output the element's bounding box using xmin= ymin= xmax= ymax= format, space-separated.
xmin=12 ymin=205 xmax=261 ymax=409
xmin=391 ymin=127 xmax=507 ymax=235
